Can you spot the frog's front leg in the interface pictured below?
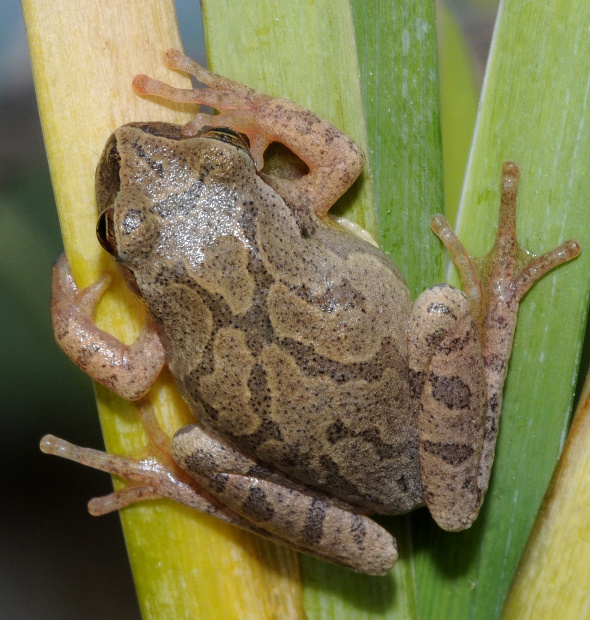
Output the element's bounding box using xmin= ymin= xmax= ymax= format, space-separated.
xmin=51 ymin=254 xmax=166 ymax=400
xmin=411 ymin=162 xmax=580 ymax=531
xmin=133 ymin=49 xmax=365 ymax=217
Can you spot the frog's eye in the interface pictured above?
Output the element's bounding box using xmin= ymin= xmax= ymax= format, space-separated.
xmin=197 ymin=126 xmax=251 ymax=152
xmin=96 ymin=207 xmax=117 ymax=255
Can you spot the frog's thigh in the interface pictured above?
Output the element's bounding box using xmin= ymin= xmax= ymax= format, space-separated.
xmin=172 ymin=424 xmax=397 ymax=574
xmin=409 ymin=284 xmax=486 ymax=531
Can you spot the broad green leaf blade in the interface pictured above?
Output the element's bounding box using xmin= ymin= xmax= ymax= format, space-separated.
xmin=302 ymin=0 xmax=443 ymax=616
xmin=415 ymin=1 xmax=590 ymax=618
xmin=203 ymin=0 xmax=377 ymax=239
xmin=352 ymin=0 xmax=444 ymax=297
xmin=203 ymin=1 xmax=441 ymax=617
xmin=202 ymin=1 xmax=388 ymax=617
xmin=437 ymin=3 xmax=479 ymax=224
xmin=350 ymin=0 xmax=443 ymax=616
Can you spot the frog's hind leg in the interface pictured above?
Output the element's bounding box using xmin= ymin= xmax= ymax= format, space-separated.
xmin=40 ymin=403 xmax=226 ymax=517
xmin=412 ymin=162 xmax=580 ymax=531
xmin=409 ymin=284 xmax=487 ymax=530
xmin=41 ymin=404 xmax=396 ymax=574
xmin=171 ymin=423 xmax=397 ymax=575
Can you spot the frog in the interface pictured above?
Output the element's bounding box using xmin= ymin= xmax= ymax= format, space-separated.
xmin=42 ymin=49 xmax=580 ymax=575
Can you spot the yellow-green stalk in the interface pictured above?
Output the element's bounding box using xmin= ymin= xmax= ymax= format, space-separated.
xmin=502 ymin=369 xmax=590 ymax=618
xmin=22 ymin=1 xmax=303 ymax=617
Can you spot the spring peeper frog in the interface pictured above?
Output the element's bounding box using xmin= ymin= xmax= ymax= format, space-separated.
xmin=42 ymin=50 xmax=580 ymax=575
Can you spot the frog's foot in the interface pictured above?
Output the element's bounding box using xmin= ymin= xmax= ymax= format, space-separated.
xmin=171 ymin=424 xmax=397 ymax=575
xmin=133 ymin=50 xmax=365 ymax=217
xmin=429 ymin=161 xmax=580 ymax=506
xmin=133 ymin=50 xmax=271 ymax=170
xmin=40 ymin=402 xmax=207 ymax=514
xmin=40 ymin=402 xmax=263 ymax=525
xmin=51 ymin=254 xmax=166 ymax=400
xmin=40 ymin=434 xmax=202 ymax=514
xmin=431 ymin=162 xmax=580 ymax=329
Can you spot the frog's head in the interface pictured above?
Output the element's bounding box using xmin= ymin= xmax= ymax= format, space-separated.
xmin=95 ymin=122 xmax=258 ymax=298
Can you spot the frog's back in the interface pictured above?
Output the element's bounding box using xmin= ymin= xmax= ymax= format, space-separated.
xmin=131 ymin=146 xmax=423 ymax=514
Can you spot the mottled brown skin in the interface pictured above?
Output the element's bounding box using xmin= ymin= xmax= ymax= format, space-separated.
xmin=42 ymin=51 xmax=580 ymax=575
xmin=102 ymin=121 xmax=420 ymax=515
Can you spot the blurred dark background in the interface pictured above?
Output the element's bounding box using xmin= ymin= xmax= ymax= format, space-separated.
xmin=1 ymin=1 xmax=494 ymax=617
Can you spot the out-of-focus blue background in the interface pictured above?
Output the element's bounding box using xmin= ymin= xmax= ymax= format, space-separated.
xmin=0 ymin=2 xmax=205 ymax=617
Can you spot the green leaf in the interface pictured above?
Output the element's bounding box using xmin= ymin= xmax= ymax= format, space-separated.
xmin=202 ymin=1 xmax=443 ymax=616
xmin=414 ymin=1 xmax=590 ymax=618
xmin=203 ymin=0 xmax=378 ymax=239
xmin=437 ymin=3 xmax=479 ymax=224
xmin=352 ymin=0 xmax=444 ymax=297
